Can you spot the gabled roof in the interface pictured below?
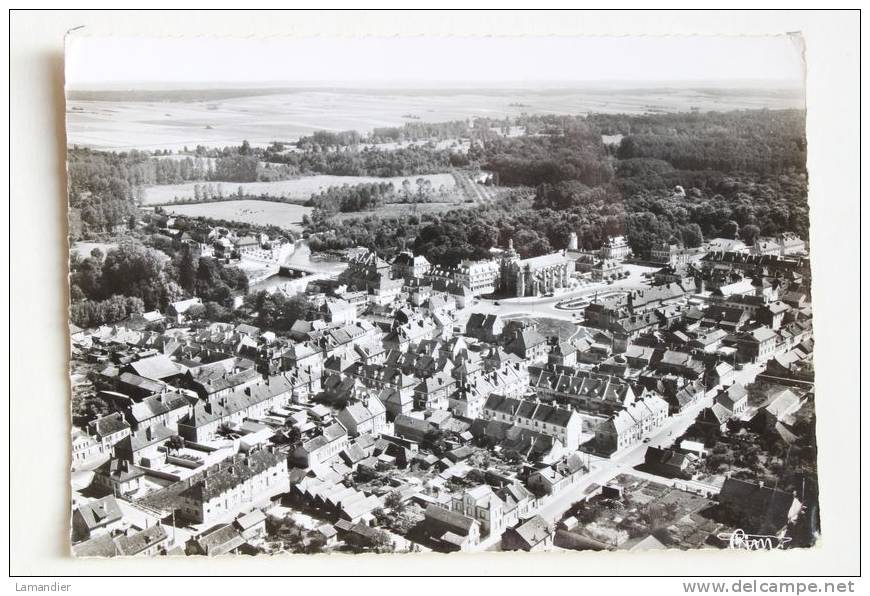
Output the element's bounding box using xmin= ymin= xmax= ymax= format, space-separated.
xmin=88 ymin=412 xmax=130 ymax=437
xmin=74 ymin=495 xmax=123 ymax=531
xmin=507 ymin=515 xmax=551 ymax=548
xmin=127 ymin=354 xmax=181 ymax=381
xmin=719 ymin=477 xmax=800 ymax=530
xmin=113 ymin=525 xmax=169 ymax=556
xmin=195 ymin=524 xmax=246 ymax=556
xmin=424 ymin=505 xmax=477 ymax=535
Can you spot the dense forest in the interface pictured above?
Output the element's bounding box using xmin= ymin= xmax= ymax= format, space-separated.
xmin=68 ymin=107 xmax=808 ymax=286
xmin=262 ymin=143 xmax=461 ymax=177
xmin=306 ymin=178 xmax=454 ymax=216
xmin=69 ymin=230 xmax=250 ymax=328
xmin=304 ymin=109 xmax=807 ymax=266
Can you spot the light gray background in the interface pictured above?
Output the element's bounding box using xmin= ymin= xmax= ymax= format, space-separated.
xmin=7 ymin=8 xmax=861 ymax=579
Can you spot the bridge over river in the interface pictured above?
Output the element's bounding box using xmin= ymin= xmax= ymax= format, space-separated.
xmin=249 ymin=240 xmax=348 ymax=294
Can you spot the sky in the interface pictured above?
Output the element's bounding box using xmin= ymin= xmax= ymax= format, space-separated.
xmin=66 ymin=35 xmax=805 ymax=88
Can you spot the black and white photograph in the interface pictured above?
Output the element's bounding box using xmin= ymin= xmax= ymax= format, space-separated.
xmin=61 ymin=33 xmax=822 ymax=558
xmin=7 ymin=8 xmax=863 ymax=585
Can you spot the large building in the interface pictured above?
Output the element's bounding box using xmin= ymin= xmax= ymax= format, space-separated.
xmin=600 ymin=235 xmax=632 ymax=260
xmin=594 ymin=394 xmax=669 ymax=454
xmin=481 ymin=395 xmax=582 ymax=450
xmin=338 ymin=250 xmax=403 ymax=305
xmin=391 ymin=250 xmax=432 ymax=281
xmin=650 ymin=240 xmax=694 ymax=267
xmin=500 ymin=240 xmax=574 ymax=297
xmin=450 ymin=259 xmax=500 ymax=295
xmin=175 ymin=449 xmax=288 ymax=524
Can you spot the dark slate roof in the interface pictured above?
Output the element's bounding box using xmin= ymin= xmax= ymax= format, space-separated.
xmin=719 ymin=477 xmax=800 ymax=530
xmin=424 ymin=505 xmax=477 ymax=535
xmin=114 ymin=525 xmax=169 ymax=556
xmin=88 ymin=412 xmax=130 ymax=437
xmin=74 ymin=495 xmax=123 ymax=531
xmin=507 ymin=515 xmax=551 ymax=548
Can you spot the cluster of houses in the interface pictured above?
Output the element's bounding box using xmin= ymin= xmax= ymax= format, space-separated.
xmin=69 ymin=228 xmax=814 ymax=556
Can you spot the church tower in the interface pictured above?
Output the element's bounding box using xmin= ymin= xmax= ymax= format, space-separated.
xmin=568 ymin=231 xmax=579 ymax=251
xmin=500 ymin=238 xmax=521 ymax=294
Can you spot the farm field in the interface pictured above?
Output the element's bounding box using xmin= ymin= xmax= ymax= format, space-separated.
xmin=141 ymin=173 xmax=457 ymax=205
xmin=66 ymin=86 xmax=804 ymax=151
xmin=162 ymin=200 xmax=313 ymax=232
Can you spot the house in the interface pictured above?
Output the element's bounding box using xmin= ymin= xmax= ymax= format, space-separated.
xmin=391 ymin=250 xmax=432 ymax=281
xmin=71 ymin=495 xmax=124 ymax=542
xmin=758 ymin=301 xmax=790 ymax=331
xmin=654 ymin=350 xmax=705 ymax=380
xmin=113 ymin=524 xmax=170 ymax=556
xmin=92 ymin=458 xmax=146 ymax=496
xmin=620 ymin=534 xmax=668 ymax=552
xmin=759 ymin=388 xmax=803 ymax=429
xmin=697 ymin=404 xmax=734 ymax=434
xmin=321 ymin=298 xmax=357 ymax=324
xmin=481 ymin=395 xmax=582 ymax=450
xmin=422 ymin=504 xmax=480 ymax=552
xmin=292 ymin=422 xmax=350 ymax=468
xmin=465 ymin=313 xmax=503 ymax=343
xmin=87 ymin=412 xmax=132 ymax=452
xmin=167 ymin=297 xmax=203 ymax=323
xmin=114 ymin=423 xmax=174 ymax=466
xmin=315 ymin=524 xmax=339 ymax=546
xmin=280 ymin=342 xmax=323 ymax=374
xmin=624 ymin=345 xmax=655 ymax=369
xmin=177 ymin=376 xmax=295 ymax=442
xmin=706 ymin=361 xmax=735 ymax=389
xmin=501 ymin=515 xmax=553 ymax=552
xmin=718 ymin=478 xmax=802 ymax=536
xmin=702 ymin=305 xmax=751 ymax=332
xmin=73 ymin=524 xmax=169 ymax=558
xmin=527 ymin=453 xmax=586 ymax=496
xmin=733 ymin=326 xmax=778 ymax=363
xmin=334 ymin=519 xmax=389 ymax=549
xmin=183 ymin=363 xmax=262 ymax=401
xmin=547 ymin=340 xmax=577 ymax=368
xmin=115 ymin=372 xmax=168 ymax=400
xmin=505 ymin=325 xmax=548 ymax=362
xmin=234 ymin=509 xmax=268 ymax=540
xmin=449 ymin=485 xmax=507 ymax=536
xmin=594 ymin=394 xmax=670 ymax=454
xmin=187 ymin=523 xmax=248 ymax=556
xmin=379 ymin=386 xmax=414 ymax=420
xmin=336 ymin=396 xmax=387 ymax=437
xmin=715 ymin=383 xmax=749 ymax=419
xmin=413 ymin=372 xmax=456 ymax=410
xmin=528 ymin=367 xmax=635 ymax=417
xmin=125 ymin=390 xmax=192 ymax=432
xmin=643 ymin=446 xmax=692 ymax=479
xmin=393 ymin=414 xmax=434 ymax=443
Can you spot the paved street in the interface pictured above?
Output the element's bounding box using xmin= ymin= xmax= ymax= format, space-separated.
xmin=452 ymin=263 xmax=659 ymax=329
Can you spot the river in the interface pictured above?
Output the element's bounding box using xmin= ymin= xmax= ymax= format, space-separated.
xmin=248 ymin=239 xmax=348 ymax=295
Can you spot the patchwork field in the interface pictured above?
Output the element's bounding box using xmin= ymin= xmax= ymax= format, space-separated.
xmin=141 ymin=173 xmax=457 ymax=205
xmin=162 ymin=200 xmax=313 ymax=231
